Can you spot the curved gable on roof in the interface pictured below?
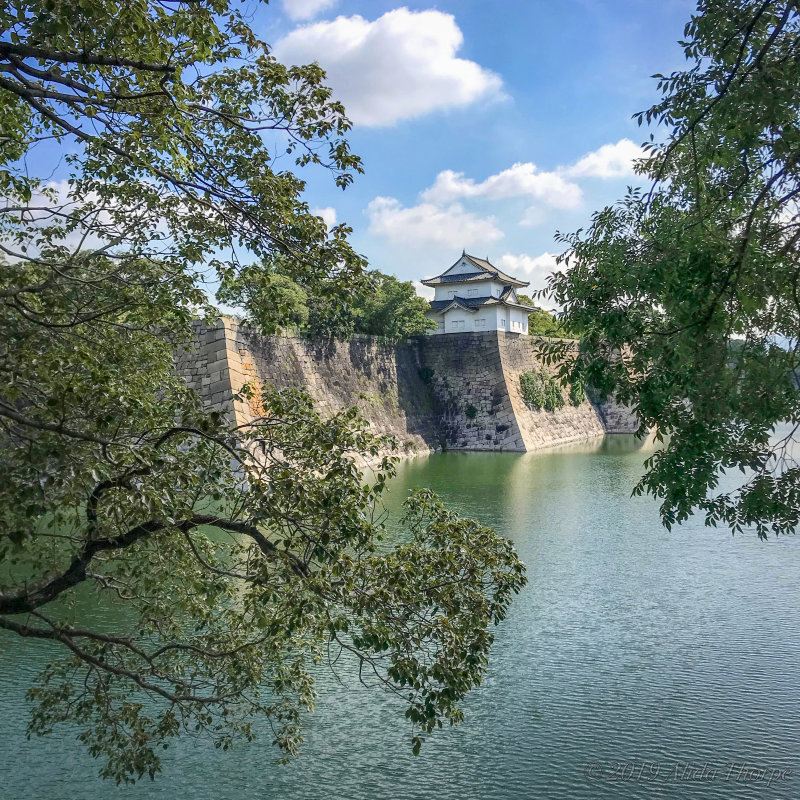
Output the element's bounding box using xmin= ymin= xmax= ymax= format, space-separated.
xmin=427 ymin=297 xmax=480 ymax=315
xmin=421 ymin=252 xmax=529 ymax=288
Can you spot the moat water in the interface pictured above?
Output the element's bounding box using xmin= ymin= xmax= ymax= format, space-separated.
xmin=2 ymin=434 xmax=800 ymax=799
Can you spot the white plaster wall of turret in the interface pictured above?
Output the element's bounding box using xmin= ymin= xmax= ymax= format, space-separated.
xmin=428 ymin=301 xmax=529 ymax=335
xmin=433 ymin=279 xmax=506 ymax=301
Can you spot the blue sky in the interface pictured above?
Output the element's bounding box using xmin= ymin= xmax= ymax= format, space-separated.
xmin=258 ymin=0 xmax=697 ymax=298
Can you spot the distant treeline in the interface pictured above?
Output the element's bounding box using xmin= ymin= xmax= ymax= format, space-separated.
xmin=517 ymin=294 xmax=580 ymax=339
xmin=219 ymin=259 xmax=435 ymax=340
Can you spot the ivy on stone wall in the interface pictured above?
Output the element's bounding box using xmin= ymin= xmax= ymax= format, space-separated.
xmin=520 ymin=370 xmax=565 ymax=411
xmin=418 ymin=367 xmax=435 ymax=384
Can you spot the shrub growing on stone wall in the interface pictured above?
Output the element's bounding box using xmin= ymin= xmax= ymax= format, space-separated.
xmin=520 ymin=370 xmax=565 ymax=412
xmin=418 ymin=367 xmax=435 ymax=384
xmin=519 ymin=370 xmax=545 ymax=408
xmin=465 ymin=404 xmax=478 ymax=419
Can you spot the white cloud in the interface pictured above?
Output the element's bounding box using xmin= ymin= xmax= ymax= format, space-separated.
xmin=311 ymin=205 xmax=337 ymax=228
xmin=518 ymin=206 xmax=545 ymax=227
xmin=273 ymin=9 xmax=503 ymax=127
xmin=497 ymin=252 xmax=562 ymax=292
xmin=413 ymin=280 xmax=434 ymax=300
xmin=280 ymin=0 xmax=338 ymax=21
xmin=421 ymin=163 xmax=582 ymax=209
xmin=365 ymin=139 xmax=647 ymax=264
xmin=366 ymin=196 xmax=503 ymax=248
xmin=563 ymin=138 xmax=644 ymax=179
xmin=419 ymin=140 xmax=644 ymax=211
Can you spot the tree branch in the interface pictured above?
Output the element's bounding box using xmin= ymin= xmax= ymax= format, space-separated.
xmin=0 ymin=42 xmax=175 ymax=73
xmin=0 ymin=520 xmax=163 ymax=614
xmin=0 ymin=512 xmax=308 ymax=616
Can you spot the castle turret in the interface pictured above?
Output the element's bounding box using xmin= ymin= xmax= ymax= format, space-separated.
xmin=422 ymin=252 xmax=540 ymax=335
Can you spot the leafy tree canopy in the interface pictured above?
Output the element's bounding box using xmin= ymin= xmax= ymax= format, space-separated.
xmin=0 ymin=0 xmax=525 ymax=782
xmin=518 ymin=299 xmax=579 ymax=339
xmin=545 ymin=0 xmax=800 ymax=538
xmin=220 ymin=264 xmax=436 ymax=340
xmin=351 ymin=270 xmax=437 ymax=339
xmin=217 ymin=255 xmax=311 ymax=333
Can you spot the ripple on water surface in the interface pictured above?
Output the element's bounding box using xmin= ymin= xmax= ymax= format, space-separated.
xmin=1 ymin=434 xmax=799 ymax=799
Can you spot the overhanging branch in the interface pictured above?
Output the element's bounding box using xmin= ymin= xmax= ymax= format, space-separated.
xmin=0 ymin=42 xmax=176 ymax=73
xmin=0 ymin=513 xmax=308 ymax=615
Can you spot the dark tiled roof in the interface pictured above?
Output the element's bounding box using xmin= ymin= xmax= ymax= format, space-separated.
xmin=464 ymin=255 xmax=527 ymax=286
xmin=428 ymin=291 xmax=539 ymax=313
xmin=434 ymin=273 xmax=492 ymax=284
xmin=429 ymin=296 xmax=496 ymax=310
xmin=421 ymin=252 xmax=529 ymax=288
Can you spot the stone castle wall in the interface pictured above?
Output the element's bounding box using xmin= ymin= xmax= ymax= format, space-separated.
xmin=175 ymin=319 xmax=438 ymax=456
xmin=498 ymin=334 xmax=608 ymax=450
xmin=175 ymin=320 xmax=639 ymax=456
xmin=417 ymin=331 xmax=525 ymax=451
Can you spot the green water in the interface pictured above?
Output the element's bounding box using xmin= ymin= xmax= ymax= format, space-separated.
xmin=2 ymin=435 xmax=800 ymax=799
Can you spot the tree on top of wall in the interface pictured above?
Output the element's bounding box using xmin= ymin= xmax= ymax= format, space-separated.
xmin=516 ymin=295 xmax=580 ymax=339
xmin=351 ymin=271 xmax=437 ymax=339
xmin=220 ymin=265 xmax=436 ymax=340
